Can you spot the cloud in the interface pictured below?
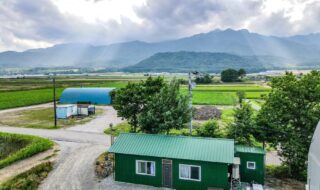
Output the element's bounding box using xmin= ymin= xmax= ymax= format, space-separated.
xmin=0 ymin=0 xmax=320 ymax=51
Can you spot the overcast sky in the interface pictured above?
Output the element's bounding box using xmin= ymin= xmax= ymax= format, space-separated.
xmin=1 ymin=0 xmax=320 ymax=52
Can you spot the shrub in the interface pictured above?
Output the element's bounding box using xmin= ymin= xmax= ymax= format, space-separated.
xmin=0 ymin=132 xmax=53 ymax=169
xmin=195 ymin=119 xmax=221 ymax=137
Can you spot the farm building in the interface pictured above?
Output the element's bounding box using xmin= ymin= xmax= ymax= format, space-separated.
xmin=56 ymin=104 xmax=77 ymax=119
xmin=59 ymin=88 xmax=114 ymax=105
xmin=108 ymin=133 xmax=265 ymax=190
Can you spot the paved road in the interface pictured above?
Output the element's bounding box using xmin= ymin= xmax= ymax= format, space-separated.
xmin=0 ymin=104 xmax=117 ymax=190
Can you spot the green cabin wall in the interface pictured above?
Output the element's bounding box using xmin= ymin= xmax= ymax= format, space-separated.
xmin=114 ymin=154 xmax=230 ymax=190
xmin=235 ymin=152 xmax=265 ymax=185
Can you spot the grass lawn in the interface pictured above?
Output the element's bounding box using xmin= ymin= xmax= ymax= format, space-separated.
xmin=0 ymin=162 xmax=53 ymax=190
xmin=0 ymin=107 xmax=104 ymax=129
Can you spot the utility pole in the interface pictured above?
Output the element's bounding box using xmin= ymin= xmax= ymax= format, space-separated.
xmin=188 ymin=72 xmax=193 ymax=135
xmin=53 ymin=76 xmax=57 ymax=127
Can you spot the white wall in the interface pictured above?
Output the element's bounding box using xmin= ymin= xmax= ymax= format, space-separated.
xmin=308 ymin=121 xmax=320 ymax=190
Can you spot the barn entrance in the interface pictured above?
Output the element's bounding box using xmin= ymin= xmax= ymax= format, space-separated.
xmin=162 ymin=159 xmax=172 ymax=188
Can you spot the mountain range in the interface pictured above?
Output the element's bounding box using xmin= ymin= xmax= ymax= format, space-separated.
xmin=1 ymin=29 xmax=320 ymax=72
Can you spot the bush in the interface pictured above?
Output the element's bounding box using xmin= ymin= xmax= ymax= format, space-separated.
xmin=266 ymin=165 xmax=306 ymax=181
xmin=195 ymin=119 xmax=221 ymax=137
xmin=0 ymin=132 xmax=53 ymax=169
xmin=104 ymin=123 xmax=131 ymax=136
xmin=0 ymin=162 xmax=53 ymax=190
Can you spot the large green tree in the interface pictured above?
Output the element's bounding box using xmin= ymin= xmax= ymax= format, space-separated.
xmin=195 ymin=74 xmax=213 ymax=84
xmin=138 ymin=80 xmax=191 ymax=134
xmin=221 ymin=69 xmax=240 ymax=82
xmin=112 ymin=77 xmax=165 ymax=132
xmin=256 ymin=71 xmax=320 ymax=179
xmin=228 ymin=102 xmax=256 ymax=145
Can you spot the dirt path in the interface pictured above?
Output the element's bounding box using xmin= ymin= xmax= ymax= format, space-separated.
xmin=0 ymin=144 xmax=59 ymax=184
xmin=67 ymin=106 xmax=124 ymax=133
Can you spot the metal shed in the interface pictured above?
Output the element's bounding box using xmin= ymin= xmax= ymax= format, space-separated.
xmin=235 ymin=145 xmax=265 ymax=185
xmin=109 ymin=133 xmax=235 ymax=190
xmin=59 ymin=88 xmax=114 ymax=105
xmin=56 ymin=104 xmax=77 ymax=119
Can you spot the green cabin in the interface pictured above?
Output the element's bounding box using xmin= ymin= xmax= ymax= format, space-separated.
xmin=235 ymin=145 xmax=265 ymax=185
xmin=108 ymin=133 xmax=265 ymax=190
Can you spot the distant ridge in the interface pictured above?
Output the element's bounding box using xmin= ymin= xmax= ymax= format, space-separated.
xmin=123 ymin=51 xmax=295 ymax=73
xmin=1 ymin=29 xmax=320 ymax=70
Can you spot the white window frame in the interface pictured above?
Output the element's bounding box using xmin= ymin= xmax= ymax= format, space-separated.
xmin=136 ymin=160 xmax=156 ymax=176
xmin=179 ymin=164 xmax=201 ymax=181
xmin=247 ymin=161 xmax=256 ymax=170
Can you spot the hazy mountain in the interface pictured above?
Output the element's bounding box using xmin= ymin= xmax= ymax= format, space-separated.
xmin=1 ymin=29 xmax=320 ymax=70
xmin=123 ymin=51 xmax=296 ymax=73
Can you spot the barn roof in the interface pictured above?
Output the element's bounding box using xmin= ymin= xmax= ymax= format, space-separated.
xmin=59 ymin=88 xmax=114 ymax=104
xmin=109 ymin=133 xmax=234 ymax=164
xmin=235 ymin=145 xmax=265 ymax=155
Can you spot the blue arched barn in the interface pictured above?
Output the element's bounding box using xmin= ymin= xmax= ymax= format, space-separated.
xmin=59 ymin=88 xmax=114 ymax=105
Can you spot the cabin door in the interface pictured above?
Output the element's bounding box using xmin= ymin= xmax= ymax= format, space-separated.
xmin=162 ymin=159 xmax=172 ymax=188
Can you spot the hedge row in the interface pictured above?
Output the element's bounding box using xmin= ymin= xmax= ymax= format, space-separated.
xmin=0 ymin=132 xmax=53 ymax=169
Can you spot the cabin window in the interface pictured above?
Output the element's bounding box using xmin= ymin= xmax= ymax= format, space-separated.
xmin=179 ymin=164 xmax=201 ymax=181
xmin=247 ymin=161 xmax=256 ymax=170
xmin=136 ymin=160 xmax=155 ymax=176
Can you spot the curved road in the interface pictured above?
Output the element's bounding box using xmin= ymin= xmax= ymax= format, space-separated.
xmin=0 ymin=104 xmax=123 ymax=190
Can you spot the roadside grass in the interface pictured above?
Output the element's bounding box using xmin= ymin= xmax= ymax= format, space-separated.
xmin=0 ymin=107 xmax=104 ymax=129
xmin=104 ymin=122 xmax=131 ymax=136
xmin=0 ymin=162 xmax=53 ymax=190
xmin=0 ymin=132 xmax=53 ymax=169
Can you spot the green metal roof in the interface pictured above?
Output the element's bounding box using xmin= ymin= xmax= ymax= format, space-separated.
xmin=108 ymin=133 xmax=234 ymax=164
xmin=235 ymin=145 xmax=265 ymax=155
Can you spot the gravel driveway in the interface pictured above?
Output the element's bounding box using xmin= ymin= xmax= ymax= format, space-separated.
xmin=0 ymin=104 xmax=118 ymax=190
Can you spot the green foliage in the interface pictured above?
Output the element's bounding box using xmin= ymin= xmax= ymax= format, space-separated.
xmin=104 ymin=123 xmax=131 ymax=136
xmin=221 ymin=69 xmax=240 ymax=82
xmin=221 ymin=68 xmax=247 ymax=82
xmin=256 ymin=71 xmax=320 ymax=180
xmin=227 ymin=103 xmax=256 ymax=145
xmin=195 ymin=119 xmax=221 ymax=137
xmin=138 ymin=80 xmax=191 ymax=134
xmin=266 ymin=165 xmax=293 ymax=179
xmin=0 ymin=162 xmax=53 ymax=190
xmin=112 ymin=77 xmax=165 ymax=132
xmin=0 ymin=132 xmax=53 ymax=169
xmin=238 ymin=68 xmax=246 ymax=79
xmin=195 ymin=74 xmax=213 ymax=84
xmin=236 ymin=91 xmax=246 ymax=104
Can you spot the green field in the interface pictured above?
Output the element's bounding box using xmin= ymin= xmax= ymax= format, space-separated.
xmin=0 ymin=79 xmax=131 ymax=110
xmin=0 ymin=77 xmax=270 ymax=109
xmin=181 ymin=84 xmax=270 ymax=105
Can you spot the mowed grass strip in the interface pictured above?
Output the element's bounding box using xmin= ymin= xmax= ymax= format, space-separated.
xmin=0 ymin=132 xmax=53 ymax=169
xmin=0 ymin=107 xmax=104 ymax=129
xmin=0 ymin=88 xmax=64 ymax=110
